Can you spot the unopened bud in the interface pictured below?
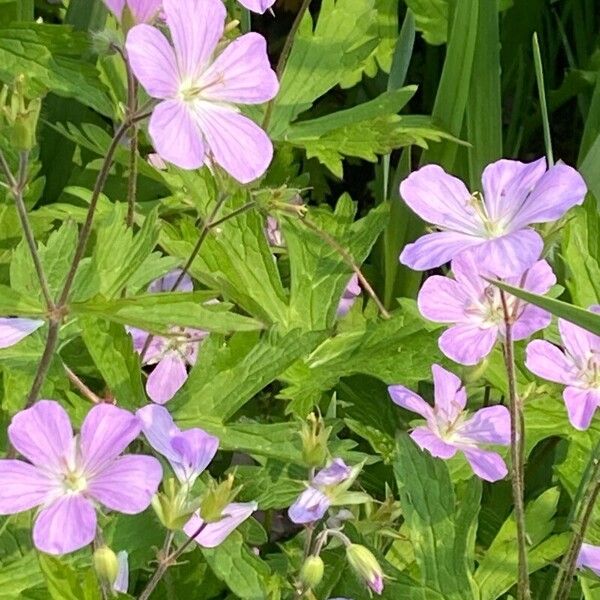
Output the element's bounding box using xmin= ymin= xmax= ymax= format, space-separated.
xmin=300 ymin=413 xmax=330 ymax=468
xmin=151 ymin=478 xmax=199 ymax=530
xmin=346 ymin=544 xmax=384 ymax=595
xmin=0 ymin=76 xmax=42 ymax=151
xmin=93 ymin=546 xmax=119 ymax=588
xmin=299 ymin=555 xmax=324 ymax=589
xmin=200 ymin=474 xmax=241 ymax=523
xmin=91 ymin=29 xmax=120 ymax=56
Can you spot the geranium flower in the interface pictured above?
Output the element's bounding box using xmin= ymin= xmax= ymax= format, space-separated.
xmin=102 ymin=0 xmax=162 ymax=23
xmin=399 ymin=158 xmax=586 ymax=277
xmin=389 ymin=365 xmax=511 ymax=481
xmin=0 ymin=401 xmax=162 ymax=555
xmin=418 ymin=253 xmax=555 ymax=365
xmin=126 ymin=0 xmax=279 ymax=183
xmin=526 ymin=306 xmax=600 ymax=430
xmin=238 ymin=0 xmax=276 ymax=14
xmin=577 ymin=543 xmax=600 ymax=576
xmin=337 ymin=274 xmax=361 ymax=318
xmin=0 ymin=317 xmax=44 ymax=349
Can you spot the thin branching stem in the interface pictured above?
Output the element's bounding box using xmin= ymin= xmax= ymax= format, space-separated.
xmin=24 ymin=319 xmax=60 ymax=408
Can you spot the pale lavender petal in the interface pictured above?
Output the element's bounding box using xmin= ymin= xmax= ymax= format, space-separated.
xmin=126 ymin=25 xmax=178 ymax=99
xmin=511 ymin=304 xmax=552 ymax=340
xmin=237 ymin=0 xmax=276 ymax=13
xmin=400 ymin=231 xmax=483 ymax=271
xmin=148 ymin=269 xmax=193 ymax=293
xmin=200 ymin=33 xmax=279 ymax=104
xmin=113 ymin=551 xmax=129 ymax=594
xmin=508 ymin=259 xmax=556 ymax=294
xmin=8 ymin=400 xmax=73 ymax=473
xmin=266 ymin=216 xmax=283 ymax=246
xmin=577 ymin=543 xmax=600 ymax=575
xmin=33 ymin=495 xmax=96 ymax=555
xmin=313 ymin=459 xmax=351 ymax=486
xmin=164 ymin=0 xmax=225 ymax=80
xmin=462 ymin=448 xmax=508 ymax=482
xmin=451 ymin=252 xmax=492 ymax=296
xmin=458 ymin=406 xmax=511 ymax=445
xmin=481 ymin=158 xmax=547 ymax=222
xmin=337 ymin=275 xmax=361 ymax=318
xmin=438 ymin=324 xmax=498 ymax=366
xmin=88 ymin=455 xmax=162 ymax=513
xmin=102 ymin=0 xmax=125 ymax=19
xmin=432 ymin=364 xmax=466 ymax=422
xmin=184 ymin=502 xmax=257 ymax=547
xmin=510 ymin=162 xmax=587 ymax=229
xmin=417 ymin=275 xmax=470 ymax=324
xmin=399 ymin=165 xmax=480 ymax=234
xmin=79 ymin=404 xmax=141 ymax=475
xmin=170 ymin=428 xmax=219 ymax=484
xmin=410 ymin=426 xmax=457 ymax=459
xmin=388 ymin=385 xmax=433 ymax=420
xmin=193 ymin=103 xmax=273 ymax=184
xmin=559 ymin=316 xmax=600 ymax=361
xmin=149 ymin=100 xmax=205 ymax=170
xmin=0 ymin=318 xmax=44 ymax=349
xmin=146 ymin=353 xmax=188 ymax=404
xmin=0 ymin=460 xmax=56 ymax=514
xmin=526 ymin=340 xmax=578 ymax=385
xmin=127 ymin=0 xmax=162 ymax=23
xmin=288 ymin=487 xmax=330 ymax=524
xmin=336 ymin=296 xmax=357 ymax=318
xmin=137 ymin=404 xmax=181 ymax=462
xmin=563 ymin=387 xmax=600 ymax=431
xmin=470 ymin=229 xmax=543 ymax=278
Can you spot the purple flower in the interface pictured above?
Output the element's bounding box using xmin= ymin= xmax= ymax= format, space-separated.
xmin=114 ymin=551 xmax=129 ymax=594
xmin=0 ymin=401 xmax=162 ymax=555
xmin=265 ymin=216 xmax=284 ymax=247
xmin=399 ymin=158 xmax=586 ymax=277
xmin=0 ymin=317 xmax=44 ymax=349
xmin=137 ymin=404 xmax=219 ymax=486
xmin=288 ymin=458 xmax=352 ymax=524
xmin=418 ymin=253 xmax=555 ymax=365
xmin=526 ymin=306 xmax=600 ymax=430
xmin=103 ymin=0 xmax=162 ymax=23
xmin=577 ymin=543 xmax=600 ymax=576
xmin=389 ymin=365 xmax=511 ymax=481
xmin=337 ymin=274 xmax=361 ymax=318
xmin=126 ymin=0 xmax=279 ymax=183
xmin=238 ymin=0 xmax=276 ymax=14
xmin=183 ymin=501 xmax=258 ymax=548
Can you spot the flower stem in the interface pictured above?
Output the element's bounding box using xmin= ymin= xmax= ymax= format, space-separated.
xmin=24 ymin=318 xmax=60 ymax=408
xmin=126 ymin=73 xmax=139 ymax=229
xmin=499 ymin=289 xmax=530 ymax=600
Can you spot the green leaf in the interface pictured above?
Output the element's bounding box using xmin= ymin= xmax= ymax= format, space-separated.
xmin=404 ymin=0 xmax=448 ymax=45
xmin=38 ymin=554 xmax=101 ymax=600
xmin=0 ymin=24 xmax=112 ymax=116
xmin=393 ymin=434 xmax=479 ymax=599
xmin=0 ymin=552 xmax=43 ymax=598
xmin=0 ymin=283 xmax=44 ymax=316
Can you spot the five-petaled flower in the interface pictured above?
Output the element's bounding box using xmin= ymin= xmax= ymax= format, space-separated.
xmin=526 ymin=306 xmax=600 ymax=430
xmin=126 ymin=0 xmax=279 ymax=183
xmin=0 ymin=401 xmax=162 ymax=555
xmin=389 ymin=365 xmax=511 ymax=481
xmin=0 ymin=317 xmax=44 ymax=349
xmin=418 ymin=253 xmax=555 ymax=365
xmin=399 ymin=158 xmax=586 ymax=277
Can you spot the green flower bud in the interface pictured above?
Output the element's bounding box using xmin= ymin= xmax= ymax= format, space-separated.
xmin=151 ymin=478 xmax=199 ymax=530
xmin=299 ymin=555 xmax=324 ymax=589
xmin=346 ymin=544 xmax=384 ymax=595
xmin=299 ymin=413 xmax=331 ymax=468
xmin=200 ymin=474 xmax=241 ymax=523
xmin=93 ymin=546 xmax=119 ymax=588
xmin=0 ymin=75 xmax=42 ymax=151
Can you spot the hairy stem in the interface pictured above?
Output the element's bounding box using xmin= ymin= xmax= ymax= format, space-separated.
xmin=24 ymin=319 xmax=60 ymax=408
xmin=126 ymin=74 xmax=139 ymax=229
xmin=500 ymin=289 xmax=530 ymax=600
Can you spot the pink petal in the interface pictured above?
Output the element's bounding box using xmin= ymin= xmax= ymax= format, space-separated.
xmin=507 ymin=259 xmax=556 ymax=294
xmin=193 ymin=104 xmax=273 ymax=183
xmin=410 ymin=426 xmax=457 ymax=459
xmin=163 ymin=0 xmax=225 ymax=80
xmin=127 ymin=326 xmax=165 ymax=364
xmin=79 ymin=404 xmax=141 ymax=475
xmin=0 ymin=460 xmax=56 ymax=514
xmin=148 ymin=270 xmax=193 ymax=293
xmin=462 ymin=448 xmax=508 ymax=482
xmin=563 ymin=387 xmax=600 ymax=431
xmin=399 ymin=231 xmax=483 ymax=271
xmin=146 ymin=353 xmax=188 ymax=404
xmin=88 ymin=455 xmax=162 ymax=513
xmin=126 ymin=25 xmax=179 ymax=99
xmin=33 ymin=495 xmax=97 ymax=555
xmin=170 ymin=428 xmax=219 ymax=484
xmin=432 ymin=364 xmax=466 ymax=422
xmin=559 ymin=316 xmax=600 ymax=361
xmin=511 ymin=304 xmax=552 ymax=340
xmin=438 ymin=324 xmax=498 ymax=366
xmin=199 ymin=33 xmax=279 ymax=104
xmin=137 ymin=404 xmax=181 ymax=462
xmin=458 ymin=405 xmax=511 ymax=445
xmin=288 ymin=488 xmax=330 ymax=524
xmin=8 ymin=400 xmax=73 ymax=473
xmin=525 ymin=340 xmax=577 ymax=385
xmin=149 ymin=100 xmax=205 ymax=170
xmin=399 ymin=165 xmax=481 ymax=234
xmin=0 ymin=318 xmax=44 ymax=349
xmin=481 ymin=158 xmax=547 ymax=222
xmin=313 ymin=459 xmax=351 ymax=486
xmin=578 ymin=543 xmax=600 ymax=575
xmin=451 ymin=252 xmax=493 ymax=294
xmin=417 ymin=275 xmax=470 ymax=323
xmin=237 ymin=0 xmax=276 ymax=13
xmin=510 ymin=162 xmax=587 ymax=229
xmin=388 ymin=385 xmax=433 ymax=421
xmin=127 ymin=0 xmax=162 ymax=23
xmin=185 ymin=502 xmax=257 ymax=548
xmin=102 ymin=0 xmax=125 ymax=19
xmin=114 ymin=551 xmax=129 ymax=594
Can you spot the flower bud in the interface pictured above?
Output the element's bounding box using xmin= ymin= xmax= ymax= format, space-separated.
xmin=151 ymin=478 xmax=199 ymax=530
xmin=346 ymin=544 xmax=384 ymax=595
xmin=0 ymin=76 xmax=42 ymax=151
xmin=300 ymin=413 xmax=331 ymax=468
xmin=200 ymin=474 xmax=241 ymax=523
xmin=299 ymin=555 xmax=324 ymax=589
xmin=93 ymin=546 xmax=119 ymax=588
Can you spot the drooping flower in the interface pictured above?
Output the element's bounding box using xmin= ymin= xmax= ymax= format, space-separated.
xmin=337 ymin=274 xmax=361 ymax=318
xmin=526 ymin=306 xmax=600 ymax=430
xmin=128 ymin=271 xmax=209 ymax=404
xmin=418 ymin=253 xmax=555 ymax=365
xmin=288 ymin=458 xmax=353 ymax=524
xmin=577 ymin=543 xmax=600 ymax=576
xmin=0 ymin=401 xmax=162 ymax=555
xmin=399 ymin=158 xmax=586 ymax=277
xmin=103 ymin=0 xmax=162 ymax=23
xmin=126 ymin=0 xmax=279 ymax=183
xmin=137 ymin=404 xmax=218 ymax=487
xmin=389 ymin=365 xmax=511 ymax=481
xmin=0 ymin=317 xmax=44 ymax=349
xmin=346 ymin=543 xmax=385 ymax=595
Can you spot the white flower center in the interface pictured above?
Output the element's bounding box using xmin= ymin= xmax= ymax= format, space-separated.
xmin=467 ymin=191 xmax=507 ymax=238
xmin=580 ymin=354 xmax=600 ymax=389
xmin=63 ymin=470 xmax=87 ymax=494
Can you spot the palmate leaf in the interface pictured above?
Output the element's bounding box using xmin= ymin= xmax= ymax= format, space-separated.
xmin=404 ymin=0 xmax=449 ymax=45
